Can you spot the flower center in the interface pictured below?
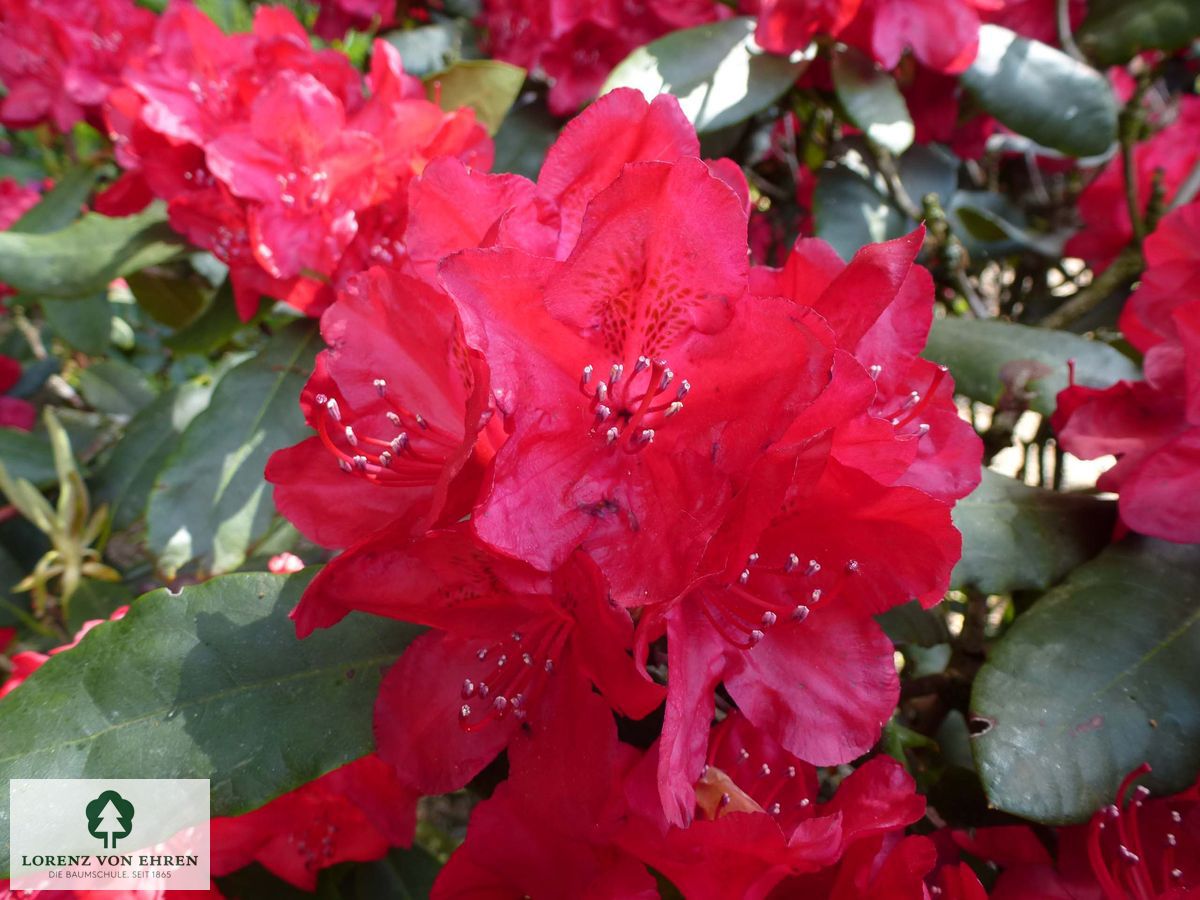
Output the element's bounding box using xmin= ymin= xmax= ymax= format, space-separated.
xmin=314 ymin=377 xmax=458 ymax=486
xmin=696 ymin=553 xmax=861 ymax=650
xmin=870 ymin=363 xmax=948 ymax=440
xmin=457 ymin=619 xmax=572 ymax=732
xmin=578 ymin=355 xmax=688 ymax=451
xmin=1087 ymin=764 xmax=1187 ymax=899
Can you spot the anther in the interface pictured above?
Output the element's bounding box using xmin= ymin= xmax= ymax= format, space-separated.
xmin=415 ymin=414 xmax=428 ymax=430
xmin=749 ymin=629 xmax=764 ymax=645
xmin=512 ymin=632 xmax=522 ymax=642
xmin=761 ymin=611 xmax=777 ymax=627
xmin=459 ymin=704 xmax=471 ymax=719
xmin=462 ymin=679 xmax=475 ymax=698
xmin=493 ymin=696 xmax=508 ymax=713
xmin=386 ymin=411 xmax=401 ymax=426
xmin=739 ymin=749 xmax=750 ymax=761
xmin=868 ymin=364 xmax=882 ymax=379
xmin=478 ymin=683 xmax=490 ymax=699
xmin=606 ymin=426 xmax=620 ymax=444
xmin=786 ymin=553 xmax=800 ymax=573
xmin=769 ymin=802 xmax=781 ymax=815
xmin=748 ymin=553 xmax=760 ymax=565
xmin=595 ymin=404 xmax=612 ymax=423
xmin=609 ymin=364 xmax=623 ymax=384
xmin=659 ymin=369 xmax=674 ymax=391
xmin=477 ymin=648 xmax=488 ymax=661
xmin=522 ymin=653 xmax=533 ymax=665
xmin=846 ymin=560 xmax=860 ymax=573
xmin=665 ymin=401 xmax=684 ymax=417
xmin=581 ymin=364 xmax=593 ymax=386
xmin=792 ymin=605 xmax=810 ymax=622
xmin=352 ymin=455 xmax=367 ymax=471
xmin=496 ymin=654 xmax=507 ymax=667
xmin=596 ymin=382 xmax=608 ymax=403
xmin=344 ymin=425 xmax=358 ymax=447
xmin=378 ymin=451 xmax=392 ymax=467
xmin=916 ymin=423 xmax=931 ymax=436
xmin=1167 ymin=833 xmax=1177 ymax=847
xmin=810 ymin=589 xmax=822 ymax=603
xmin=634 ymin=356 xmax=651 ymax=374
xmin=677 ymin=379 xmax=690 ymax=399
xmin=786 ymin=766 xmax=796 ymax=778
xmin=325 ymin=398 xmax=342 ymax=422
xmin=640 ymin=428 xmax=655 ymax=443
xmin=544 ymin=659 xmax=555 ymax=674
xmin=805 ymin=560 xmax=821 ymax=576
xmin=738 ymin=569 xmax=750 ymax=585
xmin=1172 ymin=869 xmax=1184 ymax=880
xmin=760 ymin=764 xmax=771 ymax=777
xmin=338 ymin=459 xmax=352 ymax=473
xmin=373 ymin=378 xmax=386 ymax=396
xmin=1117 ymin=846 xmax=1140 ymax=864
xmin=390 ymin=434 xmax=409 ymax=452
xmin=799 ymin=798 xmax=810 ymax=808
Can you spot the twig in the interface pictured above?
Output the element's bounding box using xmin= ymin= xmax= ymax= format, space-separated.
xmin=1039 ymin=246 xmax=1143 ymax=329
xmin=1056 ymin=0 xmax=1085 ymax=61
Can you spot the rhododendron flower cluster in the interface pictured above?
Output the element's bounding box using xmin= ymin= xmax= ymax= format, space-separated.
xmin=1054 ymin=202 xmax=1200 ymax=543
xmin=267 ymin=88 xmax=981 ymax=889
xmin=98 ymin=3 xmax=490 ymax=319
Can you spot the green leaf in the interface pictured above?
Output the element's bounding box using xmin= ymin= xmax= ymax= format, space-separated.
xmin=813 ymin=164 xmax=908 ymax=261
xmin=0 ymin=205 xmax=184 ymax=299
xmin=9 ymin=167 xmax=99 ymax=235
xmin=126 ymin=270 xmax=208 ymax=329
xmin=77 ymin=359 xmax=157 ymax=418
xmin=1076 ymin=0 xmax=1200 ymax=66
xmin=0 ymin=570 xmax=421 ymax=875
xmin=384 ymin=21 xmax=465 ymax=76
xmin=831 ymin=46 xmax=913 ymax=156
xmin=194 ymin=0 xmax=253 ymax=32
xmin=93 ymin=376 xmax=217 ymax=531
xmin=163 ymin=280 xmax=251 ymax=356
xmin=147 ymin=322 xmax=318 ymax=577
xmin=40 ymin=292 xmax=112 ymax=356
xmin=949 ymin=191 xmax=1067 ymax=258
xmin=877 ymin=601 xmax=951 ymax=648
xmin=0 ymin=430 xmax=56 ymax=488
xmin=424 ymin=60 xmax=526 ymax=135
xmin=972 ymin=538 xmax=1200 ymax=824
xmin=952 ymin=469 xmax=1117 ymax=594
xmin=492 ymin=100 xmax=560 ymax=180
xmin=923 ymin=318 xmax=1141 ymax=417
xmin=341 ymin=846 xmax=443 ymax=899
xmin=600 ymin=17 xmax=811 ymax=133
xmin=961 ymin=26 xmax=1118 ymax=158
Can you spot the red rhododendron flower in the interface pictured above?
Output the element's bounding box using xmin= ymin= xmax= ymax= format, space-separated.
xmin=441 ymin=156 xmax=836 ymax=609
xmin=985 ymin=0 xmax=1086 ymax=45
xmin=1067 ymin=98 xmax=1200 ymax=272
xmin=839 ymin=0 xmax=998 ymax=73
xmin=0 ymin=607 xmax=128 ymax=698
xmin=314 ymin=526 xmax=659 ymax=793
xmin=432 ymin=669 xmax=658 ymax=899
xmin=990 ymin=765 xmax=1199 ymax=899
xmin=0 ymin=354 xmax=36 ymax=431
xmin=312 ymin=0 xmax=398 ymax=40
xmin=618 ymin=713 xmax=927 ymax=898
xmin=266 ymin=266 xmax=493 ymax=557
xmin=748 ymin=0 xmax=862 ymax=55
xmin=0 ymin=0 xmax=154 ymax=131
xmin=479 ymin=0 xmax=725 ymax=114
xmin=211 ymin=754 xmax=418 ymax=891
xmin=1054 ymin=203 xmax=1200 ymax=542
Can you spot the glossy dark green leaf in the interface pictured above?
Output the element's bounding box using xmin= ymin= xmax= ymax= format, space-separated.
xmin=93 ymin=376 xmax=218 ymax=530
xmin=424 ymin=60 xmax=526 ymax=135
xmin=9 ymin=167 xmax=99 ymax=235
xmin=0 ymin=205 xmax=184 ymax=299
xmin=0 ymin=569 xmax=421 ymax=875
xmin=972 ymin=538 xmax=1200 ymax=823
xmin=385 ymin=21 xmax=464 ymax=76
xmin=962 ymin=26 xmax=1118 ymax=157
xmin=126 ymin=270 xmax=208 ymax=329
xmin=831 ymin=46 xmax=913 ymax=155
xmin=952 ymin=469 xmax=1117 ymax=594
xmin=1076 ymin=0 xmax=1200 ymax=65
xmin=877 ymin=601 xmax=951 ymax=648
xmin=600 ymin=17 xmax=810 ymax=133
xmin=923 ymin=318 xmax=1140 ymax=416
xmin=492 ymin=99 xmax=559 ymax=180
xmin=77 ymin=359 xmax=157 ymax=418
xmin=163 ymin=280 xmax=251 ymax=356
xmin=40 ymin=292 xmax=112 ymax=356
xmin=147 ymin=322 xmax=317 ymax=576
xmin=812 ymin=164 xmax=908 ymax=261
xmin=0 ymin=430 xmax=56 ymax=488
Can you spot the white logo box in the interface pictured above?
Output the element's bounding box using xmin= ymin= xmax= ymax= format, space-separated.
xmin=10 ymin=778 xmax=210 ymax=891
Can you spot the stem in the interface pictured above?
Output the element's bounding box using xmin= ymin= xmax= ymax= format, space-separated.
xmin=1039 ymin=246 xmax=1143 ymax=329
xmin=1056 ymin=0 xmax=1084 ymax=60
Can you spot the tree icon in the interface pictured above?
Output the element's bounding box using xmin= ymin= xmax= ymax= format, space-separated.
xmin=85 ymin=790 xmax=134 ymax=849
